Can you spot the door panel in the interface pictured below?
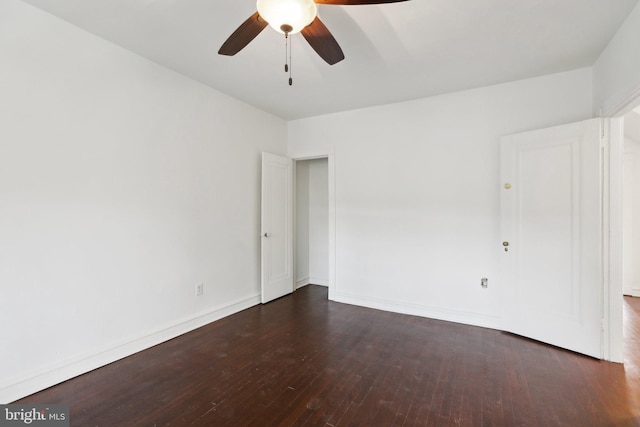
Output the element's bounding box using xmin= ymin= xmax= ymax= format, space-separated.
xmin=261 ymin=152 xmax=293 ymax=303
xmin=500 ymin=119 xmax=602 ymax=358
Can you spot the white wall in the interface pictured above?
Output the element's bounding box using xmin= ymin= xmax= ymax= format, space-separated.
xmin=308 ymin=159 xmax=329 ymax=286
xmin=593 ymin=1 xmax=640 ymax=115
xmin=0 ymin=0 xmax=287 ymax=402
xmin=289 ymin=68 xmax=593 ymax=328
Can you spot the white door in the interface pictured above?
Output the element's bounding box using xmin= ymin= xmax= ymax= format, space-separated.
xmin=261 ymin=152 xmax=294 ymax=303
xmin=500 ymin=119 xmax=602 ymax=358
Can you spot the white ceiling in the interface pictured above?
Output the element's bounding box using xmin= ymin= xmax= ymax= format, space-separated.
xmin=20 ymin=0 xmax=639 ymax=120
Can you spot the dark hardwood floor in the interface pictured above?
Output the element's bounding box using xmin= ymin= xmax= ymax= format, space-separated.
xmin=16 ymin=286 xmax=640 ymax=426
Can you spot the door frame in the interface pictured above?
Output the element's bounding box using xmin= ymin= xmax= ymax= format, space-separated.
xmin=291 ymin=150 xmax=336 ymax=300
xmin=601 ymin=118 xmax=624 ymax=362
xmin=601 ymin=90 xmax=640 ymax=362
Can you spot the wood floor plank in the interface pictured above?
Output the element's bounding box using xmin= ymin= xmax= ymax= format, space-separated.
xmin=14 ymin=287 xmax=640 ymax=426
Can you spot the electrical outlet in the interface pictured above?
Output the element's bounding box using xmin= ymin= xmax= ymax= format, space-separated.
xmin=195 ymin=283 xmax=204 ymax=296
xmin=481 ymin=278 xmax=488 ymax=288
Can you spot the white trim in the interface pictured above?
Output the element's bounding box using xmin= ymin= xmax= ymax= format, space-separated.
xmin=0 ymin=293 xmax=261 ymax=403
xmin=332 ymin=291 xmax=501 ymax=330
xmin=296 ymin=279 xmax=328 ymax=289
xmin=600 ymin=79 xmax=640 ymax=364
xmin=605 ymin=118 xmax=625 ymax=362
xmin=292 ymin=160 xmax=299 ymax=294
xmin=328 ymin=147 xmax=336 ymax=301
xmin=289 ymin=152 xmax=330 ymax=162
xmin=308 ymin=277 xmax=328 ymax=287
xmin=623 ymin=289 xmax=640 ymax=297
xmin=601 ymin=118 xmax=612 ymax=361
xmin=600 ymin=87 xmax=633 ymax=364
xmin=296 ymin=277 xmax=310 ymax=288
xmin=601 ymin=79 xmax=640 ymax=118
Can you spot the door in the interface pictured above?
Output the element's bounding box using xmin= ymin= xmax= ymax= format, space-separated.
xmin=500 ymin=119 xmax=602 ymax=358
xmin=261 ymin=152 xmax=294 ymax=303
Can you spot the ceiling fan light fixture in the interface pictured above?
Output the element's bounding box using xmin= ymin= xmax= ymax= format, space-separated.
xmin=256 ymin=0 xmax=318 ymax=35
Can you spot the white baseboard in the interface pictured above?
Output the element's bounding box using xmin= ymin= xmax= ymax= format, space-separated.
xmin=296 ymin=278 xmax=328 ymax=289
xmin=0 ymin=293 xmax=261 ymax=403
xmin=623 ymin=288 xmax=640 ymax=297
xmin=331 ymin=291 xmax=501 ymax=330
xmin=296 ymin=277 xmax=310 ymax=289
xmin=309 ymin=277 xmax=328 ymax=287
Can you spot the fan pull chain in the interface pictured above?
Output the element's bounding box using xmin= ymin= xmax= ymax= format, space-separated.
xmin=284 ymin=33 xmax=289 ymax=73
xmin=288 ymin=34 xmax=293 ymax=86
xmin=281 ymin=25 xmax=294 ymax=86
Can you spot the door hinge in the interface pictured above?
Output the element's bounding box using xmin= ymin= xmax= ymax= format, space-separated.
xmin=599 ymin=118 xmax=608 ymax=149
xmin=600 ymin=137 xmax=608 ymax=149
xmin=600 ymin=317 xmax=605 ymax=331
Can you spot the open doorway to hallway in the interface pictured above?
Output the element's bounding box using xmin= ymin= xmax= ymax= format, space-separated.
xmin=623 ymin=105 xmax=640 ymax=298
xmin=295 ymin=158 xmax=329 ymax=290
xmin=622 ymin=103 xmax=640 ymax=365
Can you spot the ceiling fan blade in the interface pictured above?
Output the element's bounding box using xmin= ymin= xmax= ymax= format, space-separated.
xmin=315 ymin=0 xmax=410 ymax=4
xmin=218 ymin=12 xmax=268 ymax=56
xmin=301 ymin=17 xmax=345 ymax=65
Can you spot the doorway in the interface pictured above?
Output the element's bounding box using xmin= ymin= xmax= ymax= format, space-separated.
xmin=623 ymin=106 xmax=640 ymax=298
xmin=294 ymin=158 xmax=329 ymax=290
xmin=604 ymin=100 xmax=640 ymax=362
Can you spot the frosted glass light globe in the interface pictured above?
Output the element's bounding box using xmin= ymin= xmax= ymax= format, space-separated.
xmin=256 ymin=0 xmax=318 ymax=34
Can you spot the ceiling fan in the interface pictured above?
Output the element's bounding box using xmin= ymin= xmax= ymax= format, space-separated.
xmin=218 ymin=0 xmax=410 ymax=66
